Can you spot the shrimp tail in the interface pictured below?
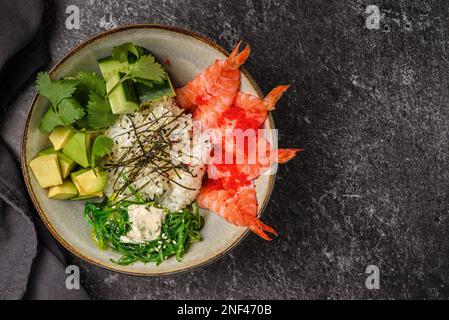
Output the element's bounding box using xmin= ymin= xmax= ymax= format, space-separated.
xmin=250 ymin=219 xmax=278 ymax=241
xmin=226 ymin=41 xmax=251 ymax=69
xmin=264 ymin=85 xmax=290 ymax=111
xmin=277 ymin=148 xmax=303 ymax=163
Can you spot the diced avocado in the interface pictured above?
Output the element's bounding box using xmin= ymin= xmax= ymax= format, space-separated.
xmin=48 ymin=180 xmax=78 ymax=200
xmin=38 ymin=147 xmax=76 ymax=178
xmin=62 ymin=132 xmax=93 ymax=168
xmin=70 ymin=168 xmax=89 ymax=194
xmin=29 ymin=154 xmax=63 ymax=188
xmin=38 ymin=147 xmax=57 ymax=156
xmin=70 ymin=192 xmax=104 ymax=201
xmin=49 ymin=126 xmax=75 ymax=150
xmin=57 ymin=153 xmax=77 ymax=178
xmin=105 ymin=72 xmax=139 ymax=114
xmin=70 ymin=168 xmax=107 ymax=195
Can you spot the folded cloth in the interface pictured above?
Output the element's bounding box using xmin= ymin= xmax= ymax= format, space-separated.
xmin=0 ymin=0 xmax=89 ymax=300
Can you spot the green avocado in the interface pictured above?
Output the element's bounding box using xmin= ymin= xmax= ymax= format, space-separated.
xmin=49 ymin=126 xmax=75 ymax=150
xmin=70 ymin=168 xmax=108 ymax=196
xmin=29 ymin=154 xmax=63 ymax=188
xmin=38 ymin=147 xmax=76 ymax=178
xmin=70 ymin=192 xmax=104 ymax=201
xmin=62 ymin=132 xmax=98 ymax=168
xmin=48 ymin=180 xmax=78 ymax=200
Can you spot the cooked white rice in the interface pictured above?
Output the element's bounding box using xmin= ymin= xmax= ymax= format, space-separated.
xmin=104 ymin=97 xmax=210 ymax=211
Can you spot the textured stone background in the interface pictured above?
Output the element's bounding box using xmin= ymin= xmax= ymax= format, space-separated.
xmin=2 ymin=0 xmax=449 ymax=299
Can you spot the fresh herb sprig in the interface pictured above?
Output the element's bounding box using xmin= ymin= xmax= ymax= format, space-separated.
xmin=107 ymin=50 xmax=167 ymax=97
xmin=83 ymin=200 xmax=204 ymax=265
xmin=37 ymin=42 xmax=168 ymax=133
xmin=91 ymin=135 xmax=114 ymax=168
xmin=37 ymin=71 xmax=116 ymax=133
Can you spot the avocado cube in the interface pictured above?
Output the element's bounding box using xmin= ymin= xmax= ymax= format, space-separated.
xmin=70 ymin=168 xmax=89 ymax=195
xmin=70 ymin=192 xmax=104 ymax=201
xmin=70 ymin=168 xmax=107 ymax=195
xmin=57 ymin=153 xmax=77 ymax=178
xmin=62 ymin=132 xmax=93 ymax=168
xmin=48 ymin=180 xmax=78 ymax=200
xmin=38 ymin=147 xmax=76 ymax=178
xmin=29 ymin=154 xmax=63 ymax=188
xmin=38 ymin=147 xmax=56 ymax=156
xmin=49 ymin=126 xmax=75 ymax=150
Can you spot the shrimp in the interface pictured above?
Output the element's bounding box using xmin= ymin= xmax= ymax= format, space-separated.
xmin=181 ymin=47 xmax=301 ymax=240
xmin=209 ymin=85 xmax=289 ymax=141
xmin=236 ymin=137 xmax=302 ymax=180
xmin=206 ymin=151 xmax=252 ymax=189
xmin=208 ymin=85 xmax=290 ymax=155
xmin=230 ymin=85 xmax=290 ymax=129
xmin=239 ymin=148 xmax=302 ymax=179
xmin=175 ymin=41 xmax=250 ymax=118
xmin=197 ymin=182 xmax=277 ymax=240
xmin=208 ymin=138 xmax=302 ymax=181
xmin=201 ymin=141 xmax=300 ymax=240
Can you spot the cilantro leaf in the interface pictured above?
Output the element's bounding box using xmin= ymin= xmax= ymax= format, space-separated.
xmin=91 ymin=135 xmax=114 ymax=167
xmin=74 ymin=116 xmax=89 ymax=130
xmin=130 ymin=55 xmax=166 ymax=83
xmin=39 ymin=108 xmax=64 ymax=133
xmin=75 ymin=71 xmax=106 ymax=101
xmin=57 ymin=98 xmax=85 ymax=125
xmin=135 ymin=46 xmax=147 ymax=57
xmin=36 ymin=72 xmax=78 ymax=107
xmin=112 ymin=42 xmax=141 ymax=63
xmin=87 ymin=93 xmax=117 ymax=129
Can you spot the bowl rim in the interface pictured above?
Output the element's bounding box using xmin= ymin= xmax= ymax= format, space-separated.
xmin=20 ymin=23 xmax=276 ymax=276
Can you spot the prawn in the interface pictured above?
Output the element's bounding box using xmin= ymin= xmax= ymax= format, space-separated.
xmin=197 ymin=182 xmax=277 ymax=240
xmin=219 ymin=85 xmax=290 ymax=130
xmin=208 ymin=138 xmax=302 ymax=181
xmin=175 ymin=41 xmax=250 ymax=120
xmin=209 ymin=85 xmax=291 ymax=156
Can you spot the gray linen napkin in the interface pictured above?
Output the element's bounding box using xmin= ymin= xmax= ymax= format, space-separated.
xmin=0 ymin=0 xmax=89 ymax=300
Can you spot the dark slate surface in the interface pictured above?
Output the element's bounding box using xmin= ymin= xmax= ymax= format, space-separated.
xmin=2 ymin=0 xmax=449 ymax=299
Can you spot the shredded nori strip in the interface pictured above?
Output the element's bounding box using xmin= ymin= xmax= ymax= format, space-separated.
xmin=104 ymin=106 xmax=197 ymax=198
